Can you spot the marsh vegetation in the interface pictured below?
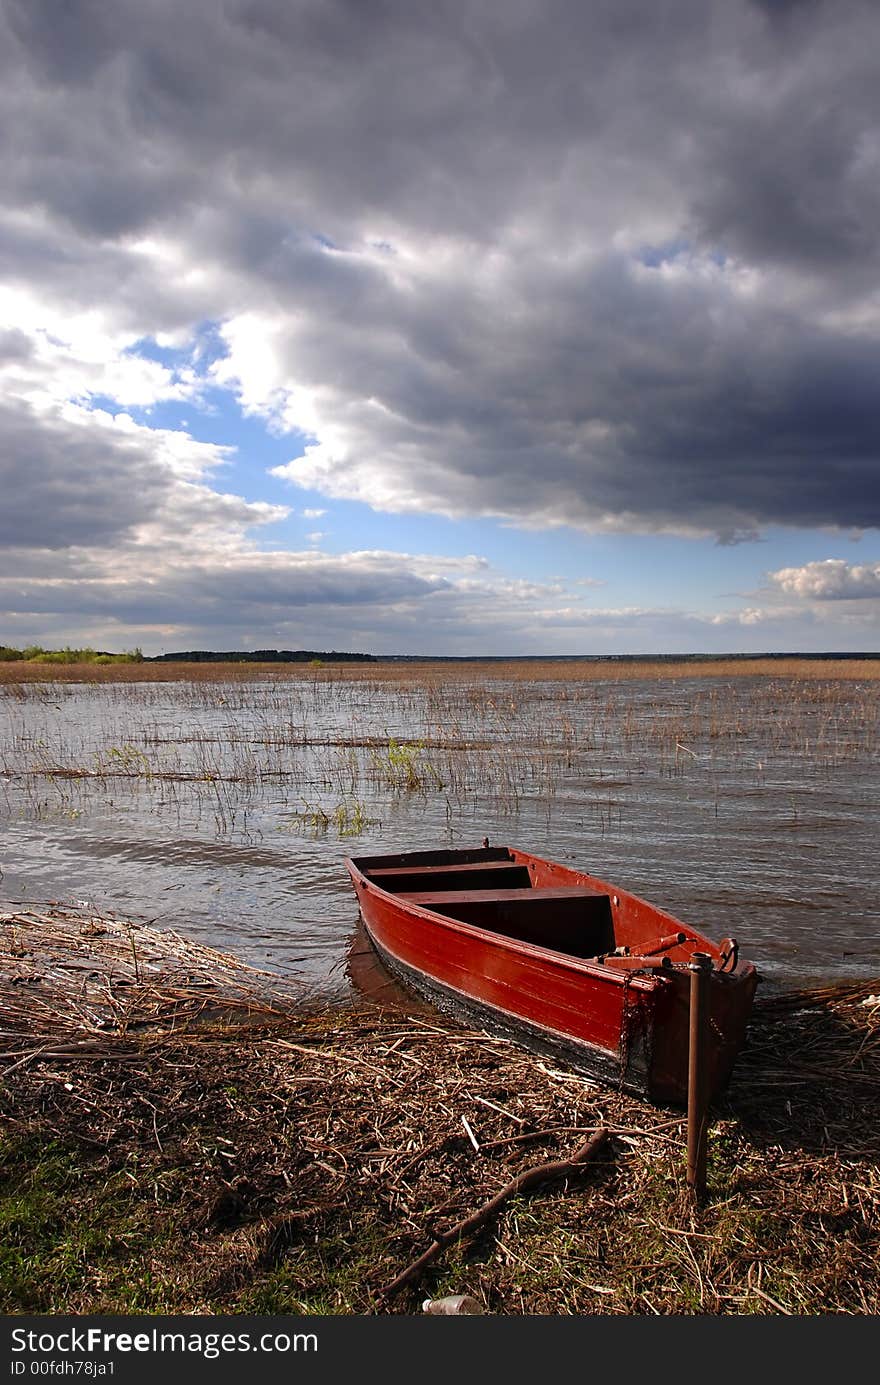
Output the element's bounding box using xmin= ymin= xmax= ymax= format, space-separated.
xmin=1 ymin=658 xmax=877 ymax=989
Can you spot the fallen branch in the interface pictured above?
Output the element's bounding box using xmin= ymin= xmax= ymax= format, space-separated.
xmin=377 ymin=1126 xmax=610 ymax=1303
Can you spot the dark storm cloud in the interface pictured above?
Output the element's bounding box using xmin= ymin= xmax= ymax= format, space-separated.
xmin=0 ymin=328 xmax=32 ymax=363
xmin=1 ymin=0 xmax=879 ymax=542
xmin=0 ymin=399 xmax=276 ymax=550
xmin=0 ymin=399 xmax=169 ymax=548
xmin=0 ymin=552 xmax=453 ymax=643
xmin=268 ymin=246 xmax=880 ymax=537
xmin=5 ymin=0 xmax=877 ymax=254
xmin=161 ymin=558 xmax=449 ymax=613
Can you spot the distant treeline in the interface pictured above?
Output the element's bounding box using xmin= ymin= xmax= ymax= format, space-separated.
xmin=149 ymin=649 xmax=375 ymax=663
xmin=2 ymin=645 xmax=877 ymax=667
xmin=375 ymin=650 xmax=880 ymax=663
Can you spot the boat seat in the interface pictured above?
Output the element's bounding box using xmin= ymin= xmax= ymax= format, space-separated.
xmin=367 ymin=859 xmax=532 ymax=891
xmin=399 ymin=885 xmax=615 ymax=959
xmin=399 ymin=886 xmax=606 ymax=903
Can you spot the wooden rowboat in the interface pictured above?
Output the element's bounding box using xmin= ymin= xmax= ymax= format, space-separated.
xmin=345 ymin=843 xmax=758 ymax=1105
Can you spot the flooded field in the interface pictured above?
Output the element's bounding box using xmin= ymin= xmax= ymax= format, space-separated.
xmin=1 ymin=661 xmax=878 ymax=997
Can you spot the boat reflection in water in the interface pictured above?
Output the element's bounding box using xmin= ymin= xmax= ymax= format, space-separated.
xmin=345 ymin=916 xmax=433 ymax=1015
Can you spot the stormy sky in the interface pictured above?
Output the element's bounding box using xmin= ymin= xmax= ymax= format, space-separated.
xmin=2 ymin=0 xmax=879 ymax=654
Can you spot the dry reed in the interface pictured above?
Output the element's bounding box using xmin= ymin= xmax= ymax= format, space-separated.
xmin=1 ymin=655 xmax=879 ymax=686
xmin=2 ymin=907 xmax=877 ymax=1315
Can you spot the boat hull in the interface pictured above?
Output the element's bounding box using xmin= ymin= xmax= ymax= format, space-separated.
xmin=346 ymin=846 xmax=758 ymax=1105
xmin=366 ymin=926 xmax=648 ymax=1092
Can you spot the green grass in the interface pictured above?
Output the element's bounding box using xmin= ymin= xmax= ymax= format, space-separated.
xmin=370 ymin=738 xmax=444 ymax=792
xmin=0 ymin=1135 xmax=182 ymax=1313
xmin=278 ymin=797 xmax=377 ymax=837
xmin=0 ymin=645 xmax=143 ymax=664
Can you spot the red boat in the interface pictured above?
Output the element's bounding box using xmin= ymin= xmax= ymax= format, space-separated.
xmin=345 ymin=843 xmax=758 ymax=1105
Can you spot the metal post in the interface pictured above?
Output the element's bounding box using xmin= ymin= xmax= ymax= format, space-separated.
xmin=687 ymin=952 xmax=713 ymax=1199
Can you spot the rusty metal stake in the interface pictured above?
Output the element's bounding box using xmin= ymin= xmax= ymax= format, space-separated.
xmin=686 ymin=951 xmax=713 ymax=1200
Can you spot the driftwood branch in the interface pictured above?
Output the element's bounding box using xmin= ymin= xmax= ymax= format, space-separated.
xmin=378 ymin=1126 xmax=611 ymax=1303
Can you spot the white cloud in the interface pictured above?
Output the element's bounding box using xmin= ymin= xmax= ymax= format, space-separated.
xmin=770 ymin=559 xmax=880 ymax=600
xmin=0 ymin=288 xmax=195 ymax=414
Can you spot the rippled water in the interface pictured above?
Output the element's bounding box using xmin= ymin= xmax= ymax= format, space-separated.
xmin=1 ymin=671 xmax=877 ymax=997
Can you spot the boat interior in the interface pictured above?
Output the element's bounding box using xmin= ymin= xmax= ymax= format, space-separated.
xmin=359 ymin=849 xmax=617 ymax=961
xmin=353 ymin=846 xmax=722 ymax=970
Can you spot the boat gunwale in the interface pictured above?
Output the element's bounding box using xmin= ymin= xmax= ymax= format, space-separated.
xmin=345 ymin=846 xmax=757 ymax=989
xmin=347 ymin=856 xmax=664 ymax=992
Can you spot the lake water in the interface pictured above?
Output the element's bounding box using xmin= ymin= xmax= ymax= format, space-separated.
xmin=1 ymin=670 xmax=877 ymax=998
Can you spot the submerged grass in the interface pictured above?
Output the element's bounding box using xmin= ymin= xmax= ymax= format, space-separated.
xmin=2 ymin=909 xmax=878 ymax=1316
xmin=1 ymin=658 xmax=877 ymax=827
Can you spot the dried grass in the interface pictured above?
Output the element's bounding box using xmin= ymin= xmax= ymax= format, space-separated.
xmin=1 ymin=908 xmax=878 ymax=1315
xmin=0 ymin=906 xmax=314 ymax=1054
xmin=1 ymin=655 xmax=879 ymax=687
